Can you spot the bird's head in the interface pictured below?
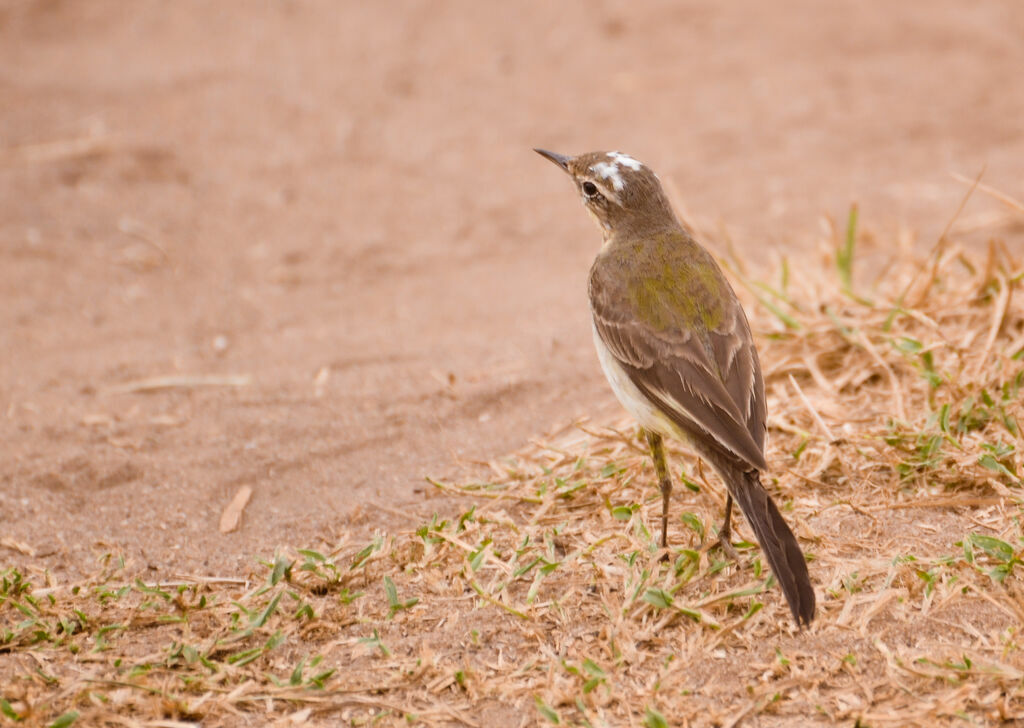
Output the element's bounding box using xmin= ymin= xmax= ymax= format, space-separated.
xmin=534 ymin=149 xmax=679 ymax=239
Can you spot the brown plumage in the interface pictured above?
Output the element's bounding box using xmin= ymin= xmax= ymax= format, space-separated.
xmin=536 ymin=148 xmax=815 ymax=626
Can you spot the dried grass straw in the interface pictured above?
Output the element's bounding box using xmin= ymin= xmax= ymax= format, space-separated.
xmin=3 ymin=209 xmax=1024 ymax=727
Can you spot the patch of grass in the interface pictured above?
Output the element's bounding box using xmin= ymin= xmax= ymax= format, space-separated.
xmin=2 ymin=211 xmax=1024 ymax=725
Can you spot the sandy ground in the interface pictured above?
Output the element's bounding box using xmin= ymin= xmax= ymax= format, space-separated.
xmin=2 ymin=0 xmax=1023 ymax=578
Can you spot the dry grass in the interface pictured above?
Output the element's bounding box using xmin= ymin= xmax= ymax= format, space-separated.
xmin=3 ymin=206 xmax=1024 ymax=727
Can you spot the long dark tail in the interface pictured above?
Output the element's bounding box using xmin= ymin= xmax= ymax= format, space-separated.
xmin=709 ymin=455 xmax=815 ymax=626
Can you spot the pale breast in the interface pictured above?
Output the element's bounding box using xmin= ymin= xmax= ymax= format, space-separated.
xmin=591 ymin=321 xmax=682 ymax=440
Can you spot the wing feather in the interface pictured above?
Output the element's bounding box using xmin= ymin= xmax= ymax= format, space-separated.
xmin=589 ymin=234 xmax=767 ymax=470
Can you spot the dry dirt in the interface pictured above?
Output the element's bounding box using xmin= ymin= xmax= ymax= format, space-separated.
xmin=2 ymin=0 xmax=1023 ymax=581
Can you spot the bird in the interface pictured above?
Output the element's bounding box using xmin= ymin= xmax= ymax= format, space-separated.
xmin=535 ymin=148 xmax=815 ymax=627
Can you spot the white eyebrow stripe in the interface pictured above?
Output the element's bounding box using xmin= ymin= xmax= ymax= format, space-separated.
xmin=591 ymin=161 xmax=625 ymax=191
xmin=608 ymin=151 xmax=642 ymax=170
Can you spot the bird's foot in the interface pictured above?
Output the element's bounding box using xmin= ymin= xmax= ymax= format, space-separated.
xmin=657 ymin=536 xmax=671 ymax=563
xmin=714 ymin=530 xmax=741 ymax=564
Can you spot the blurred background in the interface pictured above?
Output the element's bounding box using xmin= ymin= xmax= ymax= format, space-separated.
xmin=2 ymin=0 xmax=1022 ymax=574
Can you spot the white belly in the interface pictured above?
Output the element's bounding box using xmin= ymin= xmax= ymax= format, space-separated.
xmin=592 ymin=322 xmax=681 ymax=439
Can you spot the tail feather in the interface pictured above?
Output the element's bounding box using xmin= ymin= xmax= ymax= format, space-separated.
xmin=720 ymin=465 xmax=815 ymax=626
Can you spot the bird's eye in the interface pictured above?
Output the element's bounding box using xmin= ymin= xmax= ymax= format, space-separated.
xmin=582 ymin=181 xmax=599 ymax=197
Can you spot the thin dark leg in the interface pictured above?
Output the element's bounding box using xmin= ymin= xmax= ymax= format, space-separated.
xmin=645 ymin=430 xmax=672 ymax=549
xmin=720 ymin=493 xmax=733 ymax=541
xmin=717 ymin=492 xmax=740 ymax=562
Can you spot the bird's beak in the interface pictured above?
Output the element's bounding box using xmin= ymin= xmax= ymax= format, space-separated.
xmin=534 ymin=148 xmax=571 ymax=172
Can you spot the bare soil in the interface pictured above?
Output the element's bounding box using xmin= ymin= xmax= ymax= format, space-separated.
xmin=2 ymin=0 xmax=1023 ymax=580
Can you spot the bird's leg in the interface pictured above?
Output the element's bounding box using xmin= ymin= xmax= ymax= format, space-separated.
xmin=716 ymin=493 xmax=741 ymax=563
xmin=644 ymin=430 xmax=672 ymax=550
xmin=719 ymin=493 xmax=733 ymax=541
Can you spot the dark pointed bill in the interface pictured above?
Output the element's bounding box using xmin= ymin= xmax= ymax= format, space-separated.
xmin=534 ymin=148 xmax=571 ymax=170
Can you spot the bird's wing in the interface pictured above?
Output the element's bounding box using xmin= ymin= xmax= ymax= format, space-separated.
xmin=589 ymin=238 xmax=767 ymax=470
